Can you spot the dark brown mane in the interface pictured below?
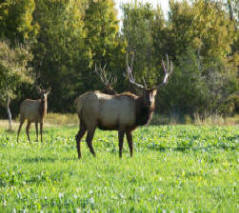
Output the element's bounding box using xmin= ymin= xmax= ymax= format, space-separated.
xmin=39 ymin=99 xmax=45 ymax=118
xmin=101 ymin=86 xmax=116 ymax=95
xmin=135 ymin=96 xmax=155 ymax=126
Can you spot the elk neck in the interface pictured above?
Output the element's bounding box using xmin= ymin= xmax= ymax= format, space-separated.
xmin=102 ymin=86 xmax=116 ymax=95
xmin=39 ymin=97 xmax=47 ymax=118
xmin=135 ymin=95 xmax=155 ymax=126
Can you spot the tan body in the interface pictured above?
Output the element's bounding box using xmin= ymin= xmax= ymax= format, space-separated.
xmin=20 ymin=99 xmax=47 ymax=122
xmin=76 ymin=91 xmax=137 ymax=130
xmin=75 ymin=89 xmax=156 ymax=158
xmin=17 ymin=89 xmax=50 ymax=143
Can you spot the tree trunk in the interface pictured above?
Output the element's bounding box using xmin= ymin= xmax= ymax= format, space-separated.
xmin=227 ymin=0 xmax=233 ymax=21
xmin=6 ymin=95 xmax=12 ymax=130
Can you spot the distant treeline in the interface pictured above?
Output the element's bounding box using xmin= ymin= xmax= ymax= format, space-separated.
xmin=0 ymin=0 xmax=239 ymax=119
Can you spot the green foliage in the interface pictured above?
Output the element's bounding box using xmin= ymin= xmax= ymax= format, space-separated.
xmin=153 ymin=0 xmax=238 ymax=115
xmin=192 ymin=0 xmax=235 ymax=59
xmin=32 ymin=0 xmax=90 ymax=112
xmin=158 ymin=48 xmax=207 ymax=114
xmin=122 ymin=2 xmax=158 ymax=86
xmin=0 ymin=125 xmax=239 ymax=211
xmin=0 ymin=40 xmax=33 ymax=103
xmin=0 ymin=0 xmax=239 ymax=117
xmin=0 ymin=0 xmax=38 ymax=44
xmin=84 ymin=0 xmax=126 ymax=91
xmin=84 ymin=0 xmax=119 ymax=65
xmin=219 ymin=93 xmax=239 ymax=115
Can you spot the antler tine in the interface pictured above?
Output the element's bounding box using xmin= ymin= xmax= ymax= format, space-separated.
xmin=94 ymin=63 xmax=117 ymax=88
xmin=130 ymin=51 xmax=135 ymax=71
xmin=125 ymin=52 xmax=145 ymax=89
xmin=109 ymin=76 xmax=117 ymax=86
xmin=158 ymin=54 xmax=174 ymax=89
xmin=166 ymin=54 xmax=169 ymax=71
xmin=95 ymin=64 xmax=106 ymax=85
xmin=99 ymin=64 xmax=109 ymax=85
xmin=143 ymin=77 xmax=148 ymax=89
xmin=165 ymin=54 xmax=173 ymax=75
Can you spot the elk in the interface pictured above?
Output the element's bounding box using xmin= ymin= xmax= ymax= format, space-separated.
xmin=75 ymin=55 xmax=173 ymax=159
xmin=17 ymin=87 xmax=51 ymax=143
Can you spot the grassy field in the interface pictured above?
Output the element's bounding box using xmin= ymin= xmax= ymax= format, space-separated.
xmin=0 ymin=123 xmax=239 ymax=212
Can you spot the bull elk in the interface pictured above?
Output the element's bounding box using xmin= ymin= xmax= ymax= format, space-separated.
xmin=17 ymin=87 xmax=51 ymax=143
xmin=75 ymin=55 xmax=173 ymax=159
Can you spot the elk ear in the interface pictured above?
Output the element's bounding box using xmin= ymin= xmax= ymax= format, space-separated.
xmin=36 ymin=86 xmax=42 ymax=94
xmin=151 ymin=89 xmax=157 ymax=97
xmin=46 ymin=87 xmax=51 ymax=95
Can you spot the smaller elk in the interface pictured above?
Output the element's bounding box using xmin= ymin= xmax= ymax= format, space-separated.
xmin=17 ymin=87 xmax=51 ymax=143
xmin=75 ymin=55 xmax=173 ymax=159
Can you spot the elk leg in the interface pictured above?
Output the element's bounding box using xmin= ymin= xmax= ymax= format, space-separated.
xmin=118 ymin=130 xmax=125 ymax=158
xmin=86 ymin=128 xmax=96 ymax=157
xmin=75 ymin=124 xmax=86 ymax=159
xmin=17 ymin=120 xmax=24 ymax=142
xmin=40 ymin=122 xmax=43 ymax=143
xmin=35 ymin=122 xmax=38 ymax=142
xmin=126 ymin=131 xmax=133 ymax=157
xmin=26 ymin=121 xmax=31 ymax=142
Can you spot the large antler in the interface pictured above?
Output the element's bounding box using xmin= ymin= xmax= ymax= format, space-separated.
xmin=157 ymin=55 xmax=173 ymax=89
xmin=125 ymin=53 xmax=146 ymax=89
xmin=94 ymin=64 xmax=116 ymax=88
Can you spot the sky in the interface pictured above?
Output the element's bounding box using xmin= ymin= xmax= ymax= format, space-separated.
xmin=114 ymin=0 xmax=170 ymax=20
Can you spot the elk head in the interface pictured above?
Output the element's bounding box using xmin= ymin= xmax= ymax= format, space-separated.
xmin=125 ymin=53 xmax=173 ymax=110
xmin=37 ymin=86 xmax=51 ymax=102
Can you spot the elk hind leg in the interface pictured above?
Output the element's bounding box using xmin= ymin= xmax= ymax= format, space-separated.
xmin=118 ymin=130 xmax=125 ymax=158
xmin=17 ymin=119 xmax=25 ymax=142
xmin=75 ymin=123 xmax=86 ymax=159
xmin=86 ymin=128 xmax=96 ymax=157
xmin=35 ymin=122 xmax=39 ymax=142
xmin=26 ymin=121 xmax=31 ymax=142
xmin=126 ymin=131 xmax=133 ymax=157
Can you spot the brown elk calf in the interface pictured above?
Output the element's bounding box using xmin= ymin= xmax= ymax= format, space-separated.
xmin=75 ymin=56 xmax=173 ymax=159
xmin=17 ymin=88 xmax=51 ymax=143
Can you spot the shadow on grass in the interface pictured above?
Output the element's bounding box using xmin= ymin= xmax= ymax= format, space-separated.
xmin=22 ymin=156 xmax=77 ymax=163
xmin=4 ymin=129 xmax=15 ymax=134
xmin=146 ymin=143 xmax=239 ymax=153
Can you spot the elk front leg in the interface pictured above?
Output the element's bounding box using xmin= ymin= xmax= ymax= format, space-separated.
xmin=118 ymin=130 xmax=125 ymax=158
xmin=35 ymin=122 xmax=38 ymax=142
xmin=75 ymin=124 xmax=86 ymax=159
xmin=40 ymin=122 xmax=43 ymax=143
xmin=26 ymin=121 xmax=31 ymax=142
xmin=86 ymin=128 xmax=96 ymax=157
xmin=126 ymin=131 xmax=133 ymax=157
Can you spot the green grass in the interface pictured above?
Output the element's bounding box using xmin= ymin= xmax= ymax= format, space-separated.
xmin=0 ymin=125 xmax=239 ymax=212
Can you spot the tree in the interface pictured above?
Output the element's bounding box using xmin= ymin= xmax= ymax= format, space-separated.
xmin=122 ymin=2 xmax=157 ymax=87
xmin=0 ymin=0 xmax=38 ymax=44
xmin=32 ymin=0 xmax=90 ymax=112
xmin=152 ymin=0 xmax=238 ymax=115
xmin=0 ymin=40 xmax=33 ymax=130
xmin=84 ymin=0 xmax=125 ymax=91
